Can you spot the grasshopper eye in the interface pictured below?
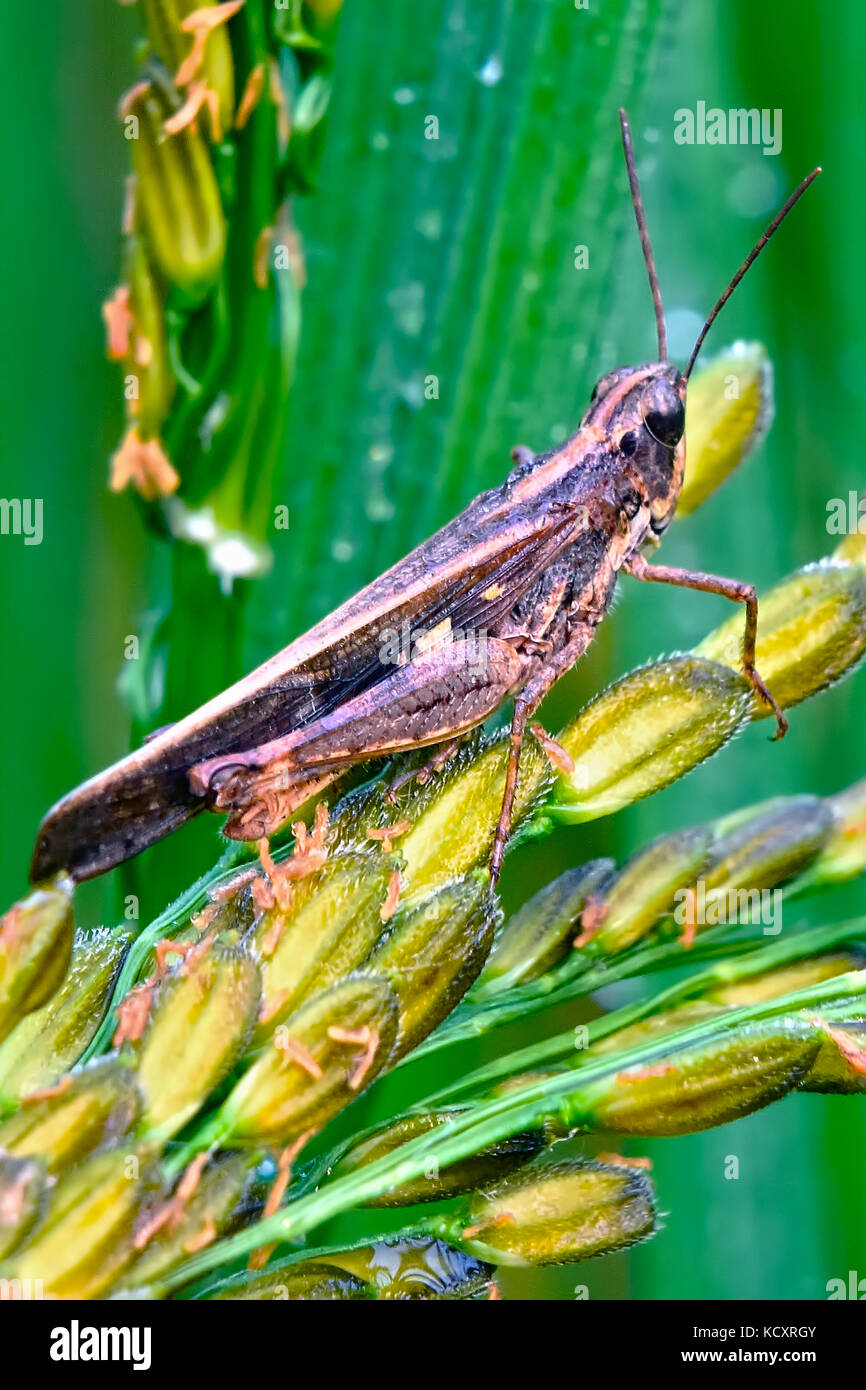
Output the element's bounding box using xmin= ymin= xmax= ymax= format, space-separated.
xmin=619 ymin=430 xmax=638 ymax=457
xmin=641 ymin=379 xmax=685 ymax=447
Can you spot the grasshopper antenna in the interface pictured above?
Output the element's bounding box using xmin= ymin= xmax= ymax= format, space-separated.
xmin=684 ymin=166 xmax=822 ymax=380
xmin=619 ymin=107 xmax=667 ymax=362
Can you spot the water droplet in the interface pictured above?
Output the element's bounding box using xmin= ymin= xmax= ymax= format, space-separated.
xmin=366 ymin=494 xmax=396 ymax=523
xmin=416 ymin=208 xmax=443 ymax=241
xmin=176 ymin=503 xmax=217 ymax=544
xmin=371 ymin=131 xmax=390 ymax=152
xmin=726 ymin=162 xmax=782 ymax=219
xmin=331 ymin=538 xmax=355 ymax=563
xmin=477 ymin=55 xmax=503 ymax=87
xmin=209 ymin=535 xmax=270 ymax=589
xmin=393 ymin=86 xmax=416 ymax=106
xmin=198 ymin=392 xmax=230 ymax=450
xmin=387 ymin=280 xmax=425 ymax=337
xmin=368 ymin=442 xmax=394 ymax=473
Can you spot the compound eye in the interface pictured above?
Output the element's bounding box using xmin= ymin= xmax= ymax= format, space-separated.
xmin=619 ymin=430 xmax=638 ymax=457
xmin=642 ymin=379 xmax=685 ymax=446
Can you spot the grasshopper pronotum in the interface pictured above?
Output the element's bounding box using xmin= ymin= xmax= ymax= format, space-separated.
xmin=31 ymin=111 xmax=820 ymax=887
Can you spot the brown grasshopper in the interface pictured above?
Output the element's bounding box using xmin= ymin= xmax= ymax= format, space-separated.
xmin=30 ymin=111 xmax=820 ymax=888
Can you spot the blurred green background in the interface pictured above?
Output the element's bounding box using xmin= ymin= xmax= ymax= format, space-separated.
xmin=1 ymin=0 xmax=863 ymax=1298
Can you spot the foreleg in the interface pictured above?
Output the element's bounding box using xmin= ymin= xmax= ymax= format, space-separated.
xmin=623 ymin=554 xmax=787 ymax=737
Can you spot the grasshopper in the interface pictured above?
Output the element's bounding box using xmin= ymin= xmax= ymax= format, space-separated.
xmin=30 ymin=111 xmax=820 ymax=888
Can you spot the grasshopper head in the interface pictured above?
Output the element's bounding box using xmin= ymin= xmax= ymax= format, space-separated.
xmin=585 ymin=361 xmax=687 ymax=535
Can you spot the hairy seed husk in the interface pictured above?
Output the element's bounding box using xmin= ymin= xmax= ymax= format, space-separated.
xmin=0 ymin=1057 xmax=141 ymax=1174
xmin=0 ymin=927 xmax=132 ymax=1101
xmin=220 ymin=974 xmax=399 ymax=1146
xmin=376 ymin=732 xmax=552 ymax=898
xmin=135 ymin=941 xmax=261 ymax=1139
xmin=113 ymin=1152 xmax=252 ymax=1292
xmin=252 ymin=854 xmax=392 ymax=1044
xmin=0 ymin=1145 xmax=157 ymax=1299
xmin=696 ymin=559 xmax=866 ymax=717
xmin=366 ymin=877 xmax=498 ymax=1060
xmin=480 ymin=860 xmax=614 ymax=989
xmin=0 ymin=1153 xmax=46 ymax=1260
xmin=332 ymin=1110 xmax=544 ymax=1206
xmin=678 ymin=341 xmax=773 ymax=517
xmin=125 ymin=83 xmax=226 ymax=304
xmin=552 ymin=657 xmax=752 ymax=823
xmin=579 ymin=827 xmax=711 ymax=956
xmin=0 ymin=877 xmax=75 ymax=1046
xmin=458 ymin=1159 xmax=657 ymax=1266
xmin=588 ymin=1018 xmax=820 ymax=1136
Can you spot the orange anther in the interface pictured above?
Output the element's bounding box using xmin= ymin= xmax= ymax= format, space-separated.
xmin=113 ymin=982 xmax=156 ymax=1046
xmin=596 ymin=1151 xmax=653 ymax=1170
xmin=21 ymin=1075 xmax=72 ymax=1105
xmin=680 ymin=885 xmax=698 ymax=950
xmin=574 ymin=893 xmax=608 ymax=948
xmin=235 ymin=62 xmax=266 ymax=129
xmin=164 ymin=81 xmax=222 ymax=141
xmin=275 ymin=1034 xmax=323 ymax=1080
xmin=176 ymin=1 xmax=246 ymax=87
xmin=327 ymin=1025 xmax=380 ymax=1090
xmin=102 ymin=286 xmax=133 ymax=360
xmin=110 ymin=429 xmax=180 ymax=501
xmin=616 ymin=1063 xmax=675 ymax=1084
xmin=258 ymin=989 xmax=291 ymax=1025
xmin=183 ymin=1217 xmax=217 ymax=1253
xmin=530 ymin=721 xmax=575 ymax=775
xmin=380 ymin=868 xmax=401 ymax=922
xmin=366 ymin=819 xmax=412 ymax=854
xmin=154 ymin=937 xmax=195 ymax=976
